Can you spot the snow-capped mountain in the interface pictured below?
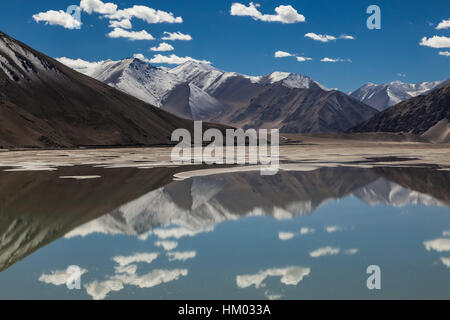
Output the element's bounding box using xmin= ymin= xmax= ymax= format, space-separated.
xmin=169 ymin=61 xmax=378 ymax=133
xmin=350 ymin=79 xmax=450 ymax=111
xmin=170 ymin=61 xmax=327 ymax=94
xmin=86 ymin=58 xmax=183 ymax=108
xmin=59 ymin=57 xmax=366 ymax=132
xmin=55 ymin=57 xmax=377 ymax=133
xmin=257 ymin=71 xmax=329 ymax=90
xmin=59 ymin=57 xmax=229 ymax=120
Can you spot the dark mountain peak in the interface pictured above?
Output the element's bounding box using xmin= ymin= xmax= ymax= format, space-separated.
xmin=129 ymin=57 xmax=157 ymax=69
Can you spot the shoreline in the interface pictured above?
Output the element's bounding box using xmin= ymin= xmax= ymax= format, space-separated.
xmin=0 ymin=136 xmax=448 ymax=173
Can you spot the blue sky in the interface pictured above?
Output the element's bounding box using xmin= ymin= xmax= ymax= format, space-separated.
xmin=0 ymin=0 xmax=449 ymax=92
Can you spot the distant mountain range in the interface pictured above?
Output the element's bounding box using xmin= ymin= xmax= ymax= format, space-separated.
xmin=0 ymin=31 xmax=203 ymax=149
xmin=350 ymin=79 xmax=450 ymax=111
xmin=1 ymin=30 xmax=448 ymax=146
xmin=350 ymin=83 xmax=450 ymax=143
xmin=171 ymin=62 xmax=379 ymax=133
xmin=69 ymin=57 xmax=378 ymax=134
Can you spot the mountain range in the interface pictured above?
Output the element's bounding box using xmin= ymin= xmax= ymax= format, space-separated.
xmin=350 ymin=79 xmax=450 ymax=111
xmin=1 ymin=30 xmax=449 ymax=147
xmin=0 ymin=31 xmax=210 ymax=149
xmin=63 ymin=53 xmax=449 ymax=137
xmin=171 ymin=62 xmax=380 ymax=133
xmin=68 ymin=57 xmax=379 ymax=134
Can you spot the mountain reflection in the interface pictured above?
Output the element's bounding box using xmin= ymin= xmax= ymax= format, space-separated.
xmin=0 ymin=165 xmax=449 ymax=271
xmin=67 ymin=167 xmax=450 ymax=239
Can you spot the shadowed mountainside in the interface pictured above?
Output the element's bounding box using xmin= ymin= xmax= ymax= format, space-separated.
xmin=350 ymin=83 xmax=450 ymax=142
xmin=0 ymin=31 xmax=211 ymax=149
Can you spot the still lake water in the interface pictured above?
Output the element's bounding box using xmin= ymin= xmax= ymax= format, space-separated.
xmin=0 ymin=165 xmax=449 ymax=299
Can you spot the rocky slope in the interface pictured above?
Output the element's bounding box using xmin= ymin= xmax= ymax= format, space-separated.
xmin=350 ymin=83 xmax=450 ymax=141
xmin=0 ymin=31 xmax=199 ymax=148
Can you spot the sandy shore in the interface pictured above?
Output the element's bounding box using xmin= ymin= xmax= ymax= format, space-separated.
xmin=0 ymin=136 xmax=448 ymax=173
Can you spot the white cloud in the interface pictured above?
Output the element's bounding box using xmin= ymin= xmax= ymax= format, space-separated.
xmin=325 ymin=225 xmax=343 ymax=233
xmin=34 ymin=1 xmax=183 ymax=33
xmin=161 ymin=31 xmax=192 ymax=41
xmin=339 ymin=34 xmax=355 ymax=40
xmin=274 ymin=50 xmax=293 ymax=58
xmin=296 ymin=56 xmax=312 ymax=62
xmin=32 ymin=10 xmax=82 ymax=29
xmin=107 ymin=5 xmax=183 ymax=24
xmin=304 ymin=33 xmax=355 ymax=42
xmin=150 ymin=42 xmax=175 ymax=52
xmin=309 ymin=246 xmax=340 ymax=258
xmin=278 ymin=232 xmax=295 ymax=240
xmin=56 ymin=57 xmax=103 ymax=74
xmin=436 ymin=18 xmax=450 ymax=30
xmin=133 ymin=53 xmax=151 ymax=63
xmin=113 ymin=253 xmax=159 ymax=266
xmin=80 ymin=0 xmax=117 ymax=15
xmin=155 ymin=240 xmax=178 ymax=251
xmin=230 ymin=2 xmax=306 ymax=24
xmin=274 ymin=51 xmax=311 ymax=61
xmin=443 ymin=230 xmax=450 ymax=236
xmin=305 ymin=32 xmax=336 ymax=42
xmin=300 ymin=227 xmax=315 ymax=235
xmin=236 ymin=266 xmax=310 ymax=289
xmin=320 ymin=57 xmax=351 ymax=63
xmin=39 ymin=268 xmax=87 ymax=286
xmin=420 ymin=35 xmax=450 ymax=48
xmin=424 ymin=238 xmax=450 ymax=252
xmin=439 ymin=51 xmax=450 ymax=56
xmin=167 ymin=251 xmax=197 ymax=261
xmin=107 ymin=27 xmax=154 ymax=40
xmin=108 ymin=19 xmax=132 ymax=29
xmin=150 ymin=54 xmax=211 ymax=65
xmin=397 ymin=73 xmax=407 ymax=77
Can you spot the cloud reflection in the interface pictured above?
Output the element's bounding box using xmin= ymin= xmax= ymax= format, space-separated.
xmin=236 ymin=266 xmax=311 ymax=289
xmin=39 ymin=267 xmax=87 ymax=286
xmin=309 ymin=247 xmax=340 ymax=258
xmin=423 ymin=238 xmax=450 ymax=252
xmin=113 ymin=253 xmax=159 ymax=266
xmin=167 ymin=251 xmax=197 ymax=262
xmin=155 ymin=241 xmax=178 ymax=251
